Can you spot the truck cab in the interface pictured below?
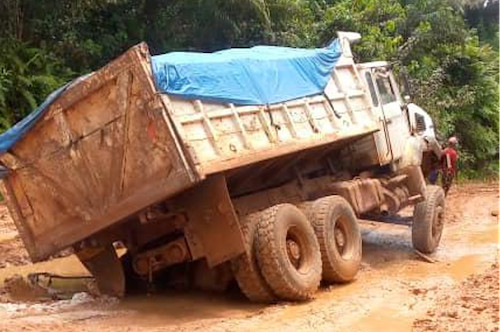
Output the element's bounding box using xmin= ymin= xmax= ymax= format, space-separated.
xmin=356 ymin=61 xmax=439 ymax=169
xmin=407 ymin=102 xmax=436 ymax=139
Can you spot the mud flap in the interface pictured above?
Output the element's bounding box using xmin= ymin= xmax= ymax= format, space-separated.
xmin=174 ymin=175 xmax=245 ymax=267
xmin=75 ymin=244 xmax=125 ymax=297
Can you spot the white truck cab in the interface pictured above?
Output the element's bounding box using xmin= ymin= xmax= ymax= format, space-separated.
xmin=355 ymin=61 xmax=440 ymax=168
xmin=407 ymin=102 xmax=436 ymax=139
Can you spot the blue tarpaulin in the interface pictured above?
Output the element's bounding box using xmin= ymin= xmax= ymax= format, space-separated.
xmin=0 ymin=85 xmax=69 ymax=154
xmin=0 ymin=41 xmax=342 ymax=155
xmin=151 ymin=39 xmax=342 ymax=105
xmin=0 ymin=75 xmax=90 ymax=154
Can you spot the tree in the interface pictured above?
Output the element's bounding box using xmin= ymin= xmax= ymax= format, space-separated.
xmin=0 ymin=0 xmax=497 ymax=174
xmin=400 ymin=0 xmax=499 ymax=170
xmin=0 ymin=39 xmax=71 ymax=131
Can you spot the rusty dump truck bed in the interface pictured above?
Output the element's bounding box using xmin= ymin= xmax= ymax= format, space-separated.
xmin=0 ymin=40 xmax=380 ymax=261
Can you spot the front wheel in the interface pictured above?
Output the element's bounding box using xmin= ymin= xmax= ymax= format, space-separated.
xmin=412 ymin=185 xmax=446 ymax=254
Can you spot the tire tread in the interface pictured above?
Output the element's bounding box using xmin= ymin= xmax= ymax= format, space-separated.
xmin=412 ymin=185 xmax=445 ymax=253
xmin=231 ymin=213 xmax=275 ymax=303
xmin=306 ymin=196 xmax=361 ymax=282
xmin=255 ymin=204 xmax=321 ymax=301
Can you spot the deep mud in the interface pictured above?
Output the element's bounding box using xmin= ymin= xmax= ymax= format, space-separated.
xmin=0 ymin=182 xmax=498 ymax=332
xmin=0 ymin=205 xmax=30 ymax=268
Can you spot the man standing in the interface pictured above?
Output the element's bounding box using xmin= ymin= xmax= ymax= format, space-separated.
xmin=441 ymin=136 xmax=459 ymax=195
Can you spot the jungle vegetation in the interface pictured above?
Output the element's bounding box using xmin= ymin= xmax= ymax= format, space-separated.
xmin=0 ymin=0 xmax=498 ymax=175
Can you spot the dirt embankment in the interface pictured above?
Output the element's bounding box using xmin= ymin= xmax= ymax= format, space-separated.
xmin=0 ymin=182 xmax=498 ymax=332
xmin=414 ymin=261 xmax=499 ymax=332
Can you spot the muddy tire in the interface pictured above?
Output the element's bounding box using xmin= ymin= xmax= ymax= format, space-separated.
xmin=231 ymin=213 xmax=276 ymax=303
xmin=255 ymin=204 xmax=322 ymax=301
xmin=412 ymin=185 xmax=446 ymax=254
xmin=304 ymin=196 xmax=362 ymax=283
xmin=120 ymin=252 xmax=148 ymax=294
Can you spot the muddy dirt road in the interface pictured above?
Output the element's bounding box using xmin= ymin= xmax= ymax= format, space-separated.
xmin=0 ymin=183 xmax=498 ymax=332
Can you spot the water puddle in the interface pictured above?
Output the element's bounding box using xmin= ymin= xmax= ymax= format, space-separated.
xmin=0 ymin=186 xmax=497 ymax=331
xmin=115 ymin=291 xmax=263 ymax=326
xmin=446 ymin=255 xmax=483 ymax=281
xmin=0 ymin=232 xmax=17 ymax=243
xmin=354 ymin=308 xmax=413 ymax=332
xmin=0 ymin=255 xmax=89 ymax=288
xmin=466 ymin=225 xmax=499 ymax=245
xmin=398 ymin=254 xmax=483 ymax=282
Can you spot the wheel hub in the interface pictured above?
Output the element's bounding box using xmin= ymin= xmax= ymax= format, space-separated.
xmin=286 ymin=238 xmax=301 ymax=268
xmin=334 ymin=224 xmax=346 ymax=254
xmin=432 ymin=206 xmax=444 ymax=237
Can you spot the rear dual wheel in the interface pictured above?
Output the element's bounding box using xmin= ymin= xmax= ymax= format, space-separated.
xmin=303 ymin=196 xmax=362 ymax=283
xmin=254 ymin=204 xmax=322 ymax=301
xmin=232 ymin=204 xmax=322 ymax=302
xmin=230 ymin=213 xmax=276 ymax=303
xmin=233 ymin=198 xmax=361 ymax=303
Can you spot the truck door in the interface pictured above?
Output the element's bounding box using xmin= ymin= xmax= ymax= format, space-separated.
xmin=363 ymin=68 xmax=411 ymax=165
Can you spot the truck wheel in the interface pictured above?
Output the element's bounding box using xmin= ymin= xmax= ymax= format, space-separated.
xmin=231 ymin=213 xmax=276 ymax=303
xmin=255 ymin=204 xmax=321 ymax=301
xmin=120 ymin=252 xmax=148 ymax=294
xmin=412 ymin=185 xmax=446 ymax=254
xmin=305 ymin=196 xmax=362 ymax=283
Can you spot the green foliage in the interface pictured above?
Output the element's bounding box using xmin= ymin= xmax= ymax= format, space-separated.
xmin=266 ymin=0 xmax=320 ymax=47
xmin=398 ymin=0 xmax=499 ymax=170
xmin=0 ymin=0 xmax=497 ymax=175
xmin=458 ymin=159 xmax=499 ymax=181
xmin=320 ymin=0 xmax=406 ymax=61
xmin=465 ymin=0 xmax=499 ymax=50
xmin=0 ymin=39 xmax=72 ymax=131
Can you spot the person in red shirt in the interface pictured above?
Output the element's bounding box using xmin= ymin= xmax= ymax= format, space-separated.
xmin=441 ymin=136 xmax=459 ymax=195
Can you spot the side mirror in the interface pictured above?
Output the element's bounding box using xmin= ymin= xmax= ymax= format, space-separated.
xmin=404 ymin=95 xmax=411 ymax=104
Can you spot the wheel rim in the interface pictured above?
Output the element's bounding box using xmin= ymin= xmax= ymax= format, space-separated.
xmin=332 ymin=215 xmax=355 ymax=260
xmin=334 ymin=223 xmax=347 ymax=255
xmin=286 ymin=237 xmax=301 ymax=268
xmin=432 ymin=205 xmax=444 ymax=239
xmin=284 ymin=226 xmax=311 ymax=272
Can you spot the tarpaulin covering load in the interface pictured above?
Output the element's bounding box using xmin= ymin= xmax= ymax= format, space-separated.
xmin=0 ymin=75 xmax=89 ymax=154
xmin=0 ymin=41 xmax=342 ymax=155
xmin=0 ymin=85 xmax=69 ymax=154
xmin=151 ymin=39 xmax=342 ymax=105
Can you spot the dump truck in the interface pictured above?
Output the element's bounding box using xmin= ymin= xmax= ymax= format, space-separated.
xmin=0 ymin=32 xmax=444 ymax=301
